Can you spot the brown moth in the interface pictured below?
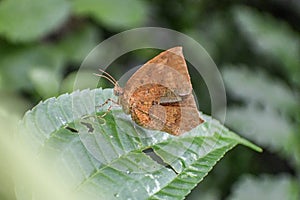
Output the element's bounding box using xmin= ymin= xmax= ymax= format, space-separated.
xmin=97 ymin=46 xmax=204 ymax=135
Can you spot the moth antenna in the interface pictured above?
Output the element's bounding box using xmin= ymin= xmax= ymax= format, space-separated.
xmin=93 ymin=73 xmax=117 ymax=86
xmin=98 ymin=69 xmax=119 ymax=86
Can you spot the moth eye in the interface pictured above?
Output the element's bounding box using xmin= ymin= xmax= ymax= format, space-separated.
xmin=114 ymin=89 xmax=122 ymax=96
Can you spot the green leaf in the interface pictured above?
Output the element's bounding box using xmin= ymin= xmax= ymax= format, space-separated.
xmin=60 ymin=70 xmax=100 ymax=93
xmin=0 ymin=73 xmax=3 ymax=90
xmin=223 ymin=66 xmax=299 ymax=167
xmin=0 ymin=92 xmax=30 ymax=116
xmin=56 ymin=24 xmax=100 ymax=63
xmin=225 ymin=105 xmax=294 ymax=152
xmin=0 ymin=44 xmax=64 ymax=90
xmin=17 ymin=88 xmax=260 ymax=200
xmin=222 ymin=67 xmax=299 ymax=115
xmin=71 ymin=0 xmax=148 ymax=29
xmin=228 ymin=174 xmax=300 ymax=200
xmin=0 ymin=109 xmax=20 ymax=200
xmin=0 ymin=0 xmax=70 ymax=42
xmin=29 ymin=67 xmax=61 ymax=99
xmin=233 ymin=6 xmax=300 ymax=86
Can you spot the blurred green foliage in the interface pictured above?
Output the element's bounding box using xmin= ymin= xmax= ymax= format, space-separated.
xmin=0 ymin=0 xmax=299 ymax=199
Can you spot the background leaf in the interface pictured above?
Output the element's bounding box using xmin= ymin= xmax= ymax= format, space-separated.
xmin=29 ymin=67 xmax=61 ymax=98
xmin=0 ymin=44 xmax=64 ymax=91
xmin=0 ymin=109 xmax=20 ymax=200
xmin=233 ymin=6 xmax=300 ymax=86
xmin=225 ymin=105 xmax=294 ymax=152
xmin=227 ymin=174 xmax=300 ymax=200
xmin=222 ymin=67 xmax=298 ymax=114
xmin=222 ymin=66 xmax=299 ymax=169
xmin=0 ymin=0 xmax=70 ymax=42
xmin=56 ymin=24 xmax=100 ymax=64
xmin=71 ymin=0 xmax=148 ymax=29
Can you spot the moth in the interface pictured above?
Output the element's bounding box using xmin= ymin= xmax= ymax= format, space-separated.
xmin=96 ymin=47 xmax=204 ymax=135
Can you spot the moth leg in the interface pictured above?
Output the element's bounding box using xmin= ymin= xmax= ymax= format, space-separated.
xmin=95 ymin=98 xmax=119 ymax=120
xmin=98 ymin=105 xmax=112 ymax=118
xmin=96 ymin=98 xmax=118 ymax=108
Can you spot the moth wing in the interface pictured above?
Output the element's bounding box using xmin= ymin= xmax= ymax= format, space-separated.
xmin=129 ymin=85 xmax=203 ymax=135
xmin=122 ymin=47 xmax=193 ymax=105
xmin=154 ymin=94 xmax=203 ymax=135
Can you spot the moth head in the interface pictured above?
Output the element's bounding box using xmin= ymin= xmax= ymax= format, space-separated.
xmin=113 ymin=84 xmax=124 ymax=96
xmin=94 ymin=68 xmax=123 ymax=96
